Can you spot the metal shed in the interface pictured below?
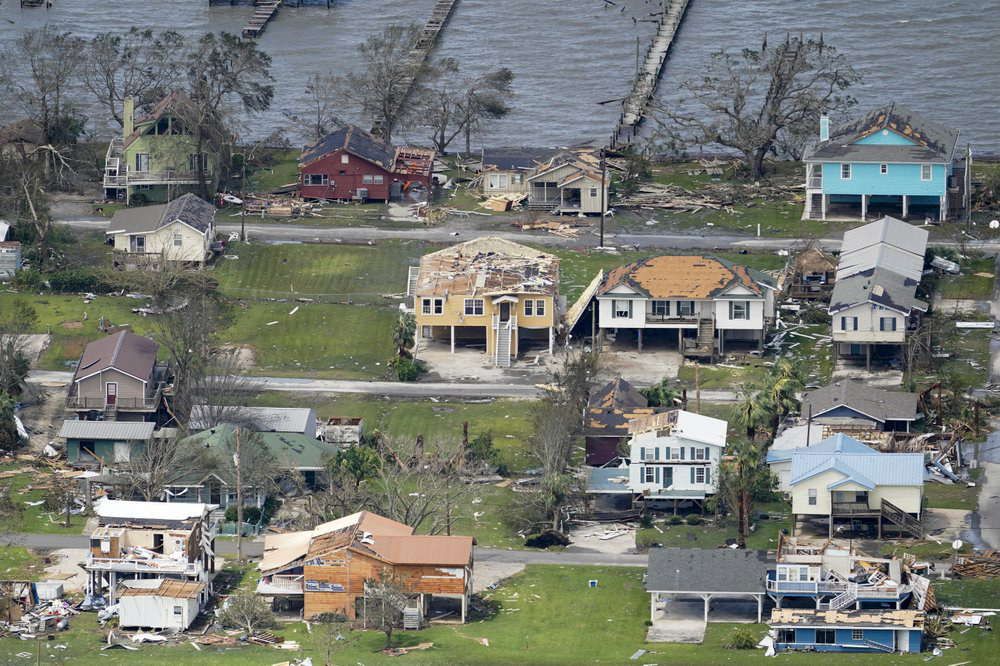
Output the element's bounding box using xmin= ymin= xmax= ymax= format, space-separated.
xmin=118 ymin=579 xmax=205 ymax=630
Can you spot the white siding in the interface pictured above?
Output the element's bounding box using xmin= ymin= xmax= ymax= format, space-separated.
xmin=832 ymin=303 xmax=906 ymax=344
xmin=119 ymin=595 xmax=199 ymax=630
xmin=790 ymin=469 xmax=843 ymax=516
xmin=713 ymin=298 xmax=766 ymax=331
xmin=869 ymin=485 xmax=923 ymax=516
xmin=113 ymin=220 xmax=210 ymax=263
xmin=627 ymin=431 xmax=722 ymax=497
xmin=597 ymin=293 xmax=646 ymax=328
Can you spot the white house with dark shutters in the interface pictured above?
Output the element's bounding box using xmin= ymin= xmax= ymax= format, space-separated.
xmin=625 ymin=409 xmax=728 ymax=509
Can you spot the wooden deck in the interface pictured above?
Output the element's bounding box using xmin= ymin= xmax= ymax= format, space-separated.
xmin=610 ymin=0 xmax=691 ymax=148
xmin=370 ymin=0 xmax=459 ymax=138
xmin=242 ymin=1 xmax=282 ymax=39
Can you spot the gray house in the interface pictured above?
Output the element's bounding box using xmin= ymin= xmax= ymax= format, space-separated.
xmin=802 ymin=379 xmax=919 ymax=433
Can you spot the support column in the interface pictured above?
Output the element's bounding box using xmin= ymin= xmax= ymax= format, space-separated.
xmin=829 ymin=514 xmax=834 ymax=539
xmin=461 ymin=593 xmax=467 ymax=623
xmin=821 ymin=194 xmax=828 ymax=220
xmin=548 ymin=326 xmax=554 ymax=355
xmin=757 ymin=595 xmax=763 ymax=623
xmin=677 ymin=329 xmax=683 ymax=351
xmin=866 ymin=344 xmax=871 ymax=371
xmin=719 ymin=331 xmax=724 ymax=356
xmin=940 ymin=195 xmax=947 ymax=222
xmin=815 ymin=596 xmax=822 ymax=609
xmin=775 ymin=595 xmax=783 ymax=609
xmin=637 ymin=329 xmax=642 ymax=351
xmin=861 ymin=194 xmax=868 ymax=221
xmin=902 ymin=194 xmax=909 ymax=218
xmin=791 ymin=513 xmax=796 ymax=537
xmin=878 ymin=515 xmax=882 ymax=540
xmin=650 ymin=593 xmax=656 ymax=623
xmin=702 ymin=594 xmax=711 ymax=622
xmin=450 ymin=325 xmax=455 ymax=353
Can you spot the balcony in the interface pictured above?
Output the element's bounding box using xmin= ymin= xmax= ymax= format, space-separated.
xmin=645 ymin=313 xmax=698 ymax=324
xmin=85 ymin=556 xmax=202 ymax=575
xmin=67 ymin=385 xmax=162 ymax=412
xmin=807 ymin=175 xmax=822 ymax=188
xmin=832 ymin=501 xmax=878 ymax=516
xmin=256 ymin=574 xmax=304 ymax=595
xmin=766 ymin=576 xmax=906 ymax=599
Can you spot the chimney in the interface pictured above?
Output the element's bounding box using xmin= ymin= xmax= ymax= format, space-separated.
xmin=819 ymin=114 xmax=830 ymax=142
xmin=123 ymin=96 xmax=135 ymax=139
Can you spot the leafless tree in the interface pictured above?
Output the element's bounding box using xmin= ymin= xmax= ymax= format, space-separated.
xmin=219 ymin=589 xmax=278 ymax=635
xmin=0 ymin=299 xmax=37 ymax=397
xmin=0 ymin=152 xmax=59 ymax=266
xmin=84 ymin=29 xmax=187 ymax=128
xmin=417 ymin=59 xmax=514 ymax=154
xmin=288 ymin=73 xmax=343 ymax=142
xmin=112 ymin=434 xmax=208 ymax=502
xmin=338 ymin=24 xmax=424 ymax=143
xmin=362 ymin=569 xmax=415 ymax=648
xmin=181 ymin=350 xmax=264 ymax=431
xmin=651 ymin=34 xmax=860 ymax=181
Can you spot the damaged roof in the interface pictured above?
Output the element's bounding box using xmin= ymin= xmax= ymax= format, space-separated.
xmin=482 ymin=147 xmax=563 ymax=170
xmin=841 ymin=216 xmax=929 ymax=259
xmin=586 ymin=377 xmax=655 ymax=438
xmin=124 ymin=90 xmax=197 ymax=149
xmin=109 ymin=193 xmax=215 ymax=235
xmin=414 ymin=236 xmax=559 ymax=298
xmin=770 ymin=608 xmax=925 ymax=629
xmin=628 ymin=409 xmax=728 ymax=447
xmin=119 ymin=580 xmax=205 ymax=600
xmin=300 ymin=124 xmax=394 ymax=168
xmin=804 ymin=102 xmax=959 ymax=163
xmin=803 ymin=379 xmax=918 ymax=424
xmin=599 ymin=255 xmax=775 ymax=300
xmin=367 ymin=535 xmax=473 ymax=567
xmin=828 ymin=266 xmax=927 ymax=315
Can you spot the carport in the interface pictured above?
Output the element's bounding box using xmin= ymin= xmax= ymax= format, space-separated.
xmin=645 ymin=548 xmax=772 ymax=624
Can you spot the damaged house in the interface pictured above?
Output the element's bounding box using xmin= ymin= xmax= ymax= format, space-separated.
xmin=480 ymin=147 xmax=609 ymax=215
xmin=405 ymin=237 xmax=560 ymax=367
xmin=595 ymin=255 xmax=777 ymax=358
xmin=801 ymin=379 xmax=919 ymax=434
xmin=783 ymin=244 xmax=838 ymax=300
xmin=83 ymin=499 xmax=216 ymax=608
xmin=829 ymin=216 xmax=928 ymax=369
xmin=584 ymin=376 xmax=657 ymax=466
xmin=257 ymin=511 xmax=473 ymax=623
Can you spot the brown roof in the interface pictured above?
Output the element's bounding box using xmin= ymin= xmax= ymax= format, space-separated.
xmin=0 ymin=118 xmax=44 ymax=146
xmin=770 ymin=608 xmax=924 ymax=629
xmin=586 ymin=377 xmax=656 ymax=436
xmin=791 ymin=246 xmax=837 ymax=273
xmin=367 ymin=535 xmax=474 ymax=567
xmin=415 ymin=237 xmax=559 ymax=298
xmin=73 ymin=330 xmax=158 ymax=383
xmin=119 ymin=580 xmax=205 ymax=600
xmin=300 ymin=511 xmax=414 ymax=562
xmin=599 ymin=255 xmax=769 ymax=299
xmin=124 ymin=90 xmax=197 ymax=149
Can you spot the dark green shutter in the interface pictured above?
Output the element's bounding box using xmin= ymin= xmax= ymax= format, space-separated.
xmin=690 ymin=467 xmax=695 ymax=483
xmin=640 ymin=446 xmax=645 ymax=461
xmin=655 ymin=466 xmax=660 ymax=484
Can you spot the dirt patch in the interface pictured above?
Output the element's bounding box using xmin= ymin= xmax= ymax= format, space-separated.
xmin=472 ymin=561 xmax=526 ymax=593
xmin=61 ymin=321 xmax=83 ymax=330
xmin=567 ymin=524 xmax=637 ymax=555
xmin=220 ymin=344 xmax=256 ymax=370
xmin=19 ymin=388 xmax=68 ymax=454
xmin=43 ymin=548 xmax=89 ymax=593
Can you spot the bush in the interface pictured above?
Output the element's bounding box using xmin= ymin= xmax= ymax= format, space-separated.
xmin=639 ymin=513 xmax=654 ymax=529
xmin=726 ymin=626 xmax=758 ymax=650
xmin=392 ymin=356 xmax=425 ymax=382
xmin=686 ymin=515 xmax=705 ymax=525
xmin=11 ymin=268 xmax=44 ymax=291
xmin=242 ymin=506 xmax=262 ymax=525
xmin=224 ymin=506 xmax=238 ymax=523
xmin=666 ymin=515 xmax=684 ymax=526
xmin=467 ymin=432 xmax=505 ymax=472
xmin=48 ymin=268 xmax=120 ymax=294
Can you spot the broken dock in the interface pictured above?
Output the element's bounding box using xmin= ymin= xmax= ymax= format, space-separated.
xmin=610 ymin=0 xmax=691 ymax=148
xmin=241 ymin=1 xmax=282 ymax=39
xmin=371 ymin=0 xmax=459 ymax=138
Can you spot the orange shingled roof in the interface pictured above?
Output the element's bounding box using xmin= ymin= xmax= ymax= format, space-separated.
xmin=599 ymin=255 xmax=763 ymax=299
xmin=367 ymin=535 xmax=474 ymax=567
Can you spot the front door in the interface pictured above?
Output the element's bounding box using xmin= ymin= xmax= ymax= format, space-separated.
xmin=210 ymin=484 xmax=221 ymax=506
xmin=500 ymin=302 xmax=510 ymax=322
xmin=105 ymin=382 xmax=117 ymax=406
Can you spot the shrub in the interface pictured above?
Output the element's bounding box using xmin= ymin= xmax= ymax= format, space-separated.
xmin=47 ymin=268 xmax=122 ymax=294
xmin=11 ymin=268 xmax=44 ymax=291
xmin=391 ymin=356 xmax=425 ymax=382
xmin=666 ymin=515 xmax=684 ymax=526
xmin=726 ymin=626 xmax=758 ymax=650
xmin=686 ymin=515 xmax=705 ymax=525
xmin=639 ymin=513 xmax=654 ymax=529
xmin=224 ymin=506 xmax=238 ymax=523
xmin=242 ymin=506 xmax=262 ymax=525
xmin=467 ymin=432 xmax=504 ymax=471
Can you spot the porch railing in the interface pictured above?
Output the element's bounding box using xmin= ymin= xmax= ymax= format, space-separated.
xmin=67 ymin=386 xmax=162 ymax=411
xmin=85 ymin=556 xmax=201 ymax=575
xmin=808 ymin=175 xmax=822 ymax=188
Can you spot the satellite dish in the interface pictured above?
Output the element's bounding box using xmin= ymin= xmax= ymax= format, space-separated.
xmin=952 ymin=539 xmax=963 ymax=551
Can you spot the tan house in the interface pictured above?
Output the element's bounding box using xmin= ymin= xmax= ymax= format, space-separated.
xmin=481 ymin=148 xmax=609 ymax=215
xmin=258 ymin=511 xmax=473 ymax=623
xmin=67 ymin=330 xmax=168 ymax=422
xmin=108 ymin=193 xmax=216 ymax=269
xmin=405 ymin=237 xmax=560 ymax=367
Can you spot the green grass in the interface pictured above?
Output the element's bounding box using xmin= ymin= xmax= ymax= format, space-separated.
xmin=636 ymin=501 xmax=790 ymax=550
xmin=880 ymin=540 xmax=973 ymax=561
xmin=924 ymin=468 xmax=982 ymax=510
xmin=0 ymin=464 xmax=88 ymax=534
xmin=937 ymin=255 xmax=996 ymax=300
xmin=934 ymin=577 xmax=1000 ymax=608
xmin=219 ymin=301 xmax=396 ymax=379
xmin=676 ymin=359 xmax=770 ymax=390
xmin=214 ymin=240 xmax=432 ymax=303
xmin=0 ymin=546 xmax=44 ymax=580
xmin=247 ymin=149 xmax=300 ymax=192
xmin=912 ymin=315 xmax=992 ymax=389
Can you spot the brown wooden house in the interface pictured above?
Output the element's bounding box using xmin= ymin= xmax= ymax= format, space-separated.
xmin=784 ymin=244 xmax=837 ymax=300
xmin=258 ymin=511 xmax=473 ymax=623
xmin=585 ymin=376 xmax=656 ymax=466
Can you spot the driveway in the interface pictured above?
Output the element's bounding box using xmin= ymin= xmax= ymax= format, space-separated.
xmin=977 ymin=462 xmax=1000 ymax=550
xmin=647 ymin=596 xmax=761 ymax=643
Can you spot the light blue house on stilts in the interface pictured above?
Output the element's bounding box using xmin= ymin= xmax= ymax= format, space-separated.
xmin=803 ymin=103 xmax=971 ymax=223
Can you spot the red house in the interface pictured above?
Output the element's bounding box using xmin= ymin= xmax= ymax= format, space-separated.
xmin=298 ymin=125 xmax=434 ymax=202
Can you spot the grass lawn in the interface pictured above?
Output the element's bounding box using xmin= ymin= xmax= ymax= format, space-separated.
xmin=936 ymin=255 xmax=996 ymax=300
xmin=214 ymin=240 xmax=433 ymax=303
xmin=676 ymin=358 xmax=770 ymax=390
xmin=0 ymin=464 xmax=88 ymax=534
xmin=247 ymin=149 xmax=300 ymax=192
xmin=879 ymin=539 xmax=973 ymax=561
xmin=924 ymin=468 xmax=982 ymax=510
xmin=250 ymin=392 xmax=536 ymax=471
xmin=934 ymin=577 xmax=1000 ymax=608
xmin=912 ymin=315 xmax=992 ymax=389
xmin=636 ymin=501 xmax=790 ymax=550
xmin=220 ymin=301 xmax=397 ymax=379
xmin=0 ymin=545 xmax=44 ymax=580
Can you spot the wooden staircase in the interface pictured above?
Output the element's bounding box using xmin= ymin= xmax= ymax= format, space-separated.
xmin=682 ymin=318 xmax=716 ymax=358
xmin=808 ymin=192 xmax=823 ymax=219
xmin=827 ymin=584 xmax=858 ymax=610
xmin=880 ymin=499 xmax=922 ymax=538
xmin=495 ymin=322 xmax=512 ymax=368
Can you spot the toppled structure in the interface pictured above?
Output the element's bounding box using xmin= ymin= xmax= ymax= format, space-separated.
xmin=769 ymin=608 xmax=924 ymax=653
xmin=584 ymin=376 xmax=656 ymax=466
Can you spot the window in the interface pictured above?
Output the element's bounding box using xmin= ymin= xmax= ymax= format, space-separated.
xmin=729 ymin=301 xmax=749 ymax=320
xmin=852 ymin=629 xmax=864 ymax=641
xmin=694 ymin=467 xmax=707 ymax=484
xmin=422 ymin=299 xmax=432 ymax=315
xmin=880 ymin=163 xmax=888 ymax=175
xmin=693 ymin=447 xmax=708 ymax=461
xmin=135 ymin=153 xmax=150 ymax=172
xmin=362 ymin=174 xmax=374 ymax=184
xmin=778 ymin=629 xmax=795 ymax=644
xmin=374 ymin=174 xmax=384 ymax=184
xmin=644 ymin=466 xmax=656 ymax=483
xmin=133 ymin=235 xmax=146 ymax=252
xmin=341 ymin=154 xmax=349 ymax=164
xmin=307 ymin=174 xmax=329 ymax=186
xmin=921 ymin=163 xmax=932 ymax=181
xmin=668 ymin=447 xmax=680 ymax=460
xmin=433 ymin=298 xmax=443 ymax=315
xmin=678 ymin=301 xmax=695 ymax=316
xmin=651 ymin=300 xmax=670 ymax=318
xmin=589 ymin=187 xmax=598 ymax=198
xmin=488 ymin=174 xmax=509 ymax=189
xmin=808 ymin=488 xmax=817 ymax=506
xmin=173 ymin=606 xmax=183 ymax=616
xmin=464 ymin=299 xmax=484 ymax=316
xmin=815 ymin=629 xmax=835 ymax=645
xmin=880 ymin=316 xmax=897 ymax=332
xmin=840 ymin=316 xmax=858 ymax=331
xmin=512 ymin=174 xmax=522 ymax=185
xmin=524 ymin=300 xmax=533 ymax=316
xmin=423 ymin=298 xmax=444 ymax=315
xmin=612 ymin=299 xmax=632 ymax=319
xmin=840 ymin=163 xmax=852 ymax=180
xmin=188 ymin=153 xmax=208 ymax=172
xmin=534 ymin=299 xmax=545 ymax=316
xmin=173 ymin=232 xmax=183 ymax=247
xmin=643 ymin=447 xmax=655 ymax=461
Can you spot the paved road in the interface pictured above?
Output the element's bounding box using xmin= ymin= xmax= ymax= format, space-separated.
xmin=0 ymin=532 xmax=645 ymax=566
xmin=26 ymin=370 xmax=739 ymax=401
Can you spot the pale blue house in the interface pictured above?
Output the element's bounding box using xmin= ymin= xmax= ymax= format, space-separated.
xmin=770 ymin=609 xmax=924 ymax=654
xmin=804 ymin=103 xmax=970 ymax=222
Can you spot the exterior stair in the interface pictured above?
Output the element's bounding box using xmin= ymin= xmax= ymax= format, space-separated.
xmin=880 ymin=499 xmax=922 ymax=538
xmin=862 ymin=638 xmax=894 ymax=653
xmin=495 ymin=322 xmax=512 ymax=368
xmin=828 ymin=584 xmax=858 ymax=610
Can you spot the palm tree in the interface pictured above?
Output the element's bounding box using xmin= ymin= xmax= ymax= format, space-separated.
xmin=732 ymin=384 xmax=767 ymax=441
xmin=762 ymin=359 xmax=806 ymax=441
xmin=641 ymin=377 xmax=683 ymax=408
xmin=716 ymin=439 xmax=777 ymax=548
xmin=392 ymin=312 xmax=416 ymax=358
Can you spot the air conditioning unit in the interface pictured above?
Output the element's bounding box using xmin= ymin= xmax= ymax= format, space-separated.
xmin=356 ymin=188 xmax=368 ymax=200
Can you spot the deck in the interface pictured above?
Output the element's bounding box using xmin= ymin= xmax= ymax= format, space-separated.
xmin=242 ymin=1 xmax=282 ymax=39
xmin=610 ymin=0 xmax=691 ymax=148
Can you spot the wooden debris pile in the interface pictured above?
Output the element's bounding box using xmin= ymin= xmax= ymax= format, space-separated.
xmin=480 ymin=193 xmax=527 ymax=212
xmin=953 ymin=550 xmax=1000 ymax=579
xmin=242 ymin=196 xmax=323 ymax=218
xmin=511 ymin=218 xmax=590 ymax=238
xmin=617 ymin=183 xmax=735 ymax=212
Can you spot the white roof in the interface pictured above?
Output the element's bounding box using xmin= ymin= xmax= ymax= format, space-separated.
xmin=59 ymin=420 xmax=155 ymax=441
xmin=837 ymin=243 xmax=925 ymax=282
xmin=674 ymin=410 xmax=728 ymax=448
xmin=0 ymin=221 xmax=9 ymax=241
xmin=840 ymin=217 xmax=929 ymax=258
xmin=190 ymin=405 xmax=315 ymax=433
xmin=94 ymin=498 xmax=212 ymax=522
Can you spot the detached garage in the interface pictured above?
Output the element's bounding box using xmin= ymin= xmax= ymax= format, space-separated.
xmin=118 ymin=580 xmax=205 ymax=630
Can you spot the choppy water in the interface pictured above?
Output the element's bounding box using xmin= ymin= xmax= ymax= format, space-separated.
xmin=0 ymin=0 xmax=997 ymax=150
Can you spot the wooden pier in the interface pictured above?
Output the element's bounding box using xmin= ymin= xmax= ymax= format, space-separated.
xmin=610 ymin=0 xmax=691 ymax=148
xmin=242 ymin=1 xmax=282 ymax=39
xmin=370 ymin=0 xmax=459 ymax=139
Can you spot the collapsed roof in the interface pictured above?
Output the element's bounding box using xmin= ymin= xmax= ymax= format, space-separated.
xmin=300 ymin=124 xmax=434 ymax=177
xmin=414 ymin=236 xmax=559 ymax=298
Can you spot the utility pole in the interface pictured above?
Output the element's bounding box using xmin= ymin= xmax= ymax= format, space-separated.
xmin=695 ymin=365 xmax=701 ymax=414
xmin=599 ymin=148 xmax=606 ymax=248
xmin=236 ymin=427 xmax=243 ymax=563
xmin=240 ymin=157 xmax=247 ymax=242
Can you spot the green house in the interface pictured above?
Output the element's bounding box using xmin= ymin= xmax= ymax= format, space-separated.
xmin=61 ymin=420 xmax=157 ymax=466
xmin=103 ymin=92 xmax=221 ymax=205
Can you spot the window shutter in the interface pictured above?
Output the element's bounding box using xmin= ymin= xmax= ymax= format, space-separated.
xmin=655 ymin=466 xmax=660 ymax=484
xmin=853 ymin=317 xmax=858 ymax=330
xmin=640 ymin=446 xmax=645 ymax=461
xmin=664 ymin=446 xmax=671 ymax=460
xmin=628 ymin=300 xmax=633 ymax=317
xmin=840 ymin=316 xmax=846 ymax=331
xmin=680 ymin=447 xmax=685 ymax=460
xmin=654 ymin=447 xmax=660 ymax=461
xmin=728 ymin=301 xmax=733 ymax=319
xmin=690 ymin=447 xmax=695 ymax=459
xmin=690 ymin=467 xmax=695 ymax=484
xmin=704 ymin=447 xmax=710 ymax=460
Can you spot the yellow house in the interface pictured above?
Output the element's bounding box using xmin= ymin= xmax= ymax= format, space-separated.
xmin=407 ymin=237 xmax=559 ymax=367
xmin=108 ymin=193 xmax=216 ymax=270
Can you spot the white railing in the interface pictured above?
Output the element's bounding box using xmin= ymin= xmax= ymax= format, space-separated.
xmin=86 ymin=556 xmax=202 ymax=575
xmin=257 ymin=575 xmax=304 ymax=594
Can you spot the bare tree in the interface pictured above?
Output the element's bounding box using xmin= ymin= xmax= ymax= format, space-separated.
xmin=84 ymin=29 xmax=186 ymax=127
xmin=219 ymin=589 xmax=278 ymax=635
xmin=0 ymin=149 xmax=59 ymax=266
xmin=417 ymin=60 xmax=514 ymax=154
xmin=112 ymin=434 xmax=208 ymax=501
xmin=182 ymin=350 xmax=264 ymax=431
xmin=287 ymin=73 xmax=343 ymax=142
xmin=362 ymin=569 xmax=415 ymax=648
xmin=652 ymin=34 xmax=860 ymax=181
xmin=0 ymin=299 xmax=37 ymax=397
